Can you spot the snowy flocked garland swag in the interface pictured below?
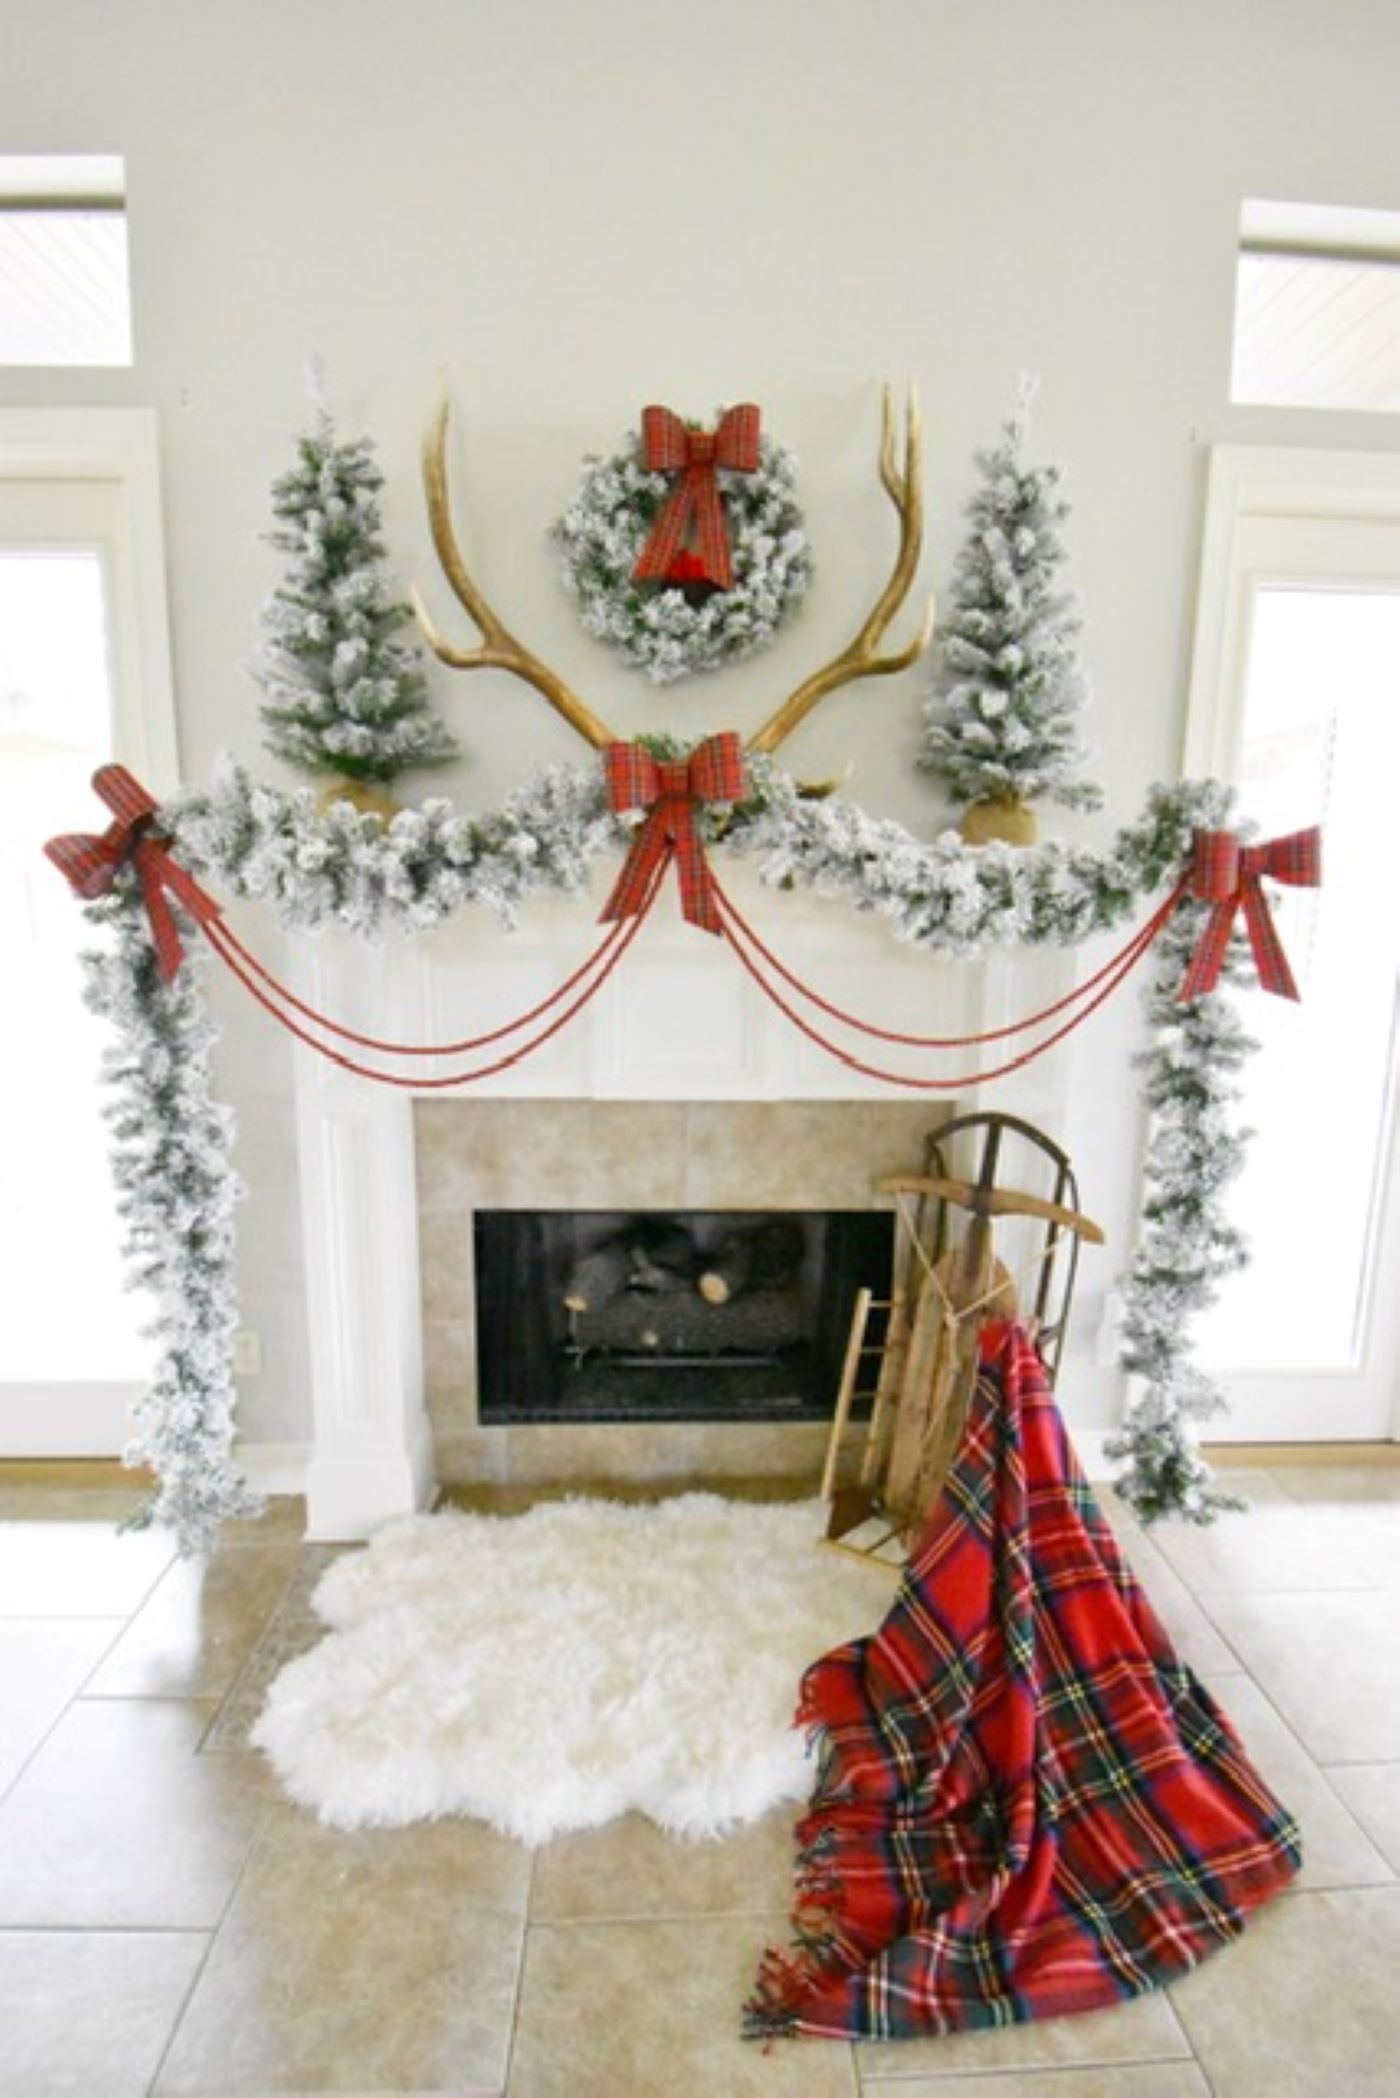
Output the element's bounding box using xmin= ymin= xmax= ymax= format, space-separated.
xmin=86 ymin=754 xmax=1254 ymax=1549
xmin=83 ymin=889 xmax=262 ymax=1550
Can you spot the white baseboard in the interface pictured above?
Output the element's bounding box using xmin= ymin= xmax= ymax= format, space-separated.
xmin=0 ymin=1390 xmax=313 ymax=1503
xmin=1070 ymin=1428 xmax=1114 ymax=1482
xmin=234 ymin=1441 xmax=312 ymax=1496
xmin=0 ymin=1381 xmax=137 ymax=1458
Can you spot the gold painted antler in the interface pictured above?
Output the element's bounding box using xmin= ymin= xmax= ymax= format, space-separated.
xmin=746 ymin=386 xmax=935 ymax=756
xmin=413 ymin=397 xmax=615 ymax=751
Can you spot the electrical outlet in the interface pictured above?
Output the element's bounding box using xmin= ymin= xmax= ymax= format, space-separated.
xmin=1093 ymin=1290 xmax=1124 ymax=1369
xmin=232 ymin=1328 xmax=262 ymax=1377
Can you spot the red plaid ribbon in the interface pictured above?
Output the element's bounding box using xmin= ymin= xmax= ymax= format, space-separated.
xmin=599 ymin=733 xmax=747 ymax=936
xmin=632 ymin=404 xmax=761 ymax=590
xmin=44 ymin=765 xmax=221 ymax=982
xmin=1178 ymin=826 xmax=1322 ymax=1002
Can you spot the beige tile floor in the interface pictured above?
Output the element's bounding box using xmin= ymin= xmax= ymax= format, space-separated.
xmin=1 ymin=1458 xmax=1398 ymax=2096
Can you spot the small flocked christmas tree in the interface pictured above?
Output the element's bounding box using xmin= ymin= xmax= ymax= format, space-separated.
xmin=254 ymin=396 xmax=458 ymax=804
xmin=921 ymin=383 xmax=1101 ymax=842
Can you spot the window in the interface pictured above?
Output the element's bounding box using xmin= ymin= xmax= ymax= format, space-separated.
xmin=1183 ymin=446 xmax=1400 ymax=1441
xmin=0 ymin=410 xmax=177 ymax=1452
xmin=0 ymin=155 xmax=131 ymax=367
xmin=1232 ymin=200 xmax=1400 ymax=414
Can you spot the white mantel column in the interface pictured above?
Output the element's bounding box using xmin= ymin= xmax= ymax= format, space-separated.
xmin=292 ymin=935 xmax=435 ymax=1540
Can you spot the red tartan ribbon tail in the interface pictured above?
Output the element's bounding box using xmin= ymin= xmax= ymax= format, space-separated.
xmin=44 ymin=764 xmax=222 ymax=982
xmin=599 ymin=733 xmax=746 ymax=937
xmin=1177 ymin=826 xmax=1322 ymax=1002
xmin=632 ymin=404 xmax=762 ymax=590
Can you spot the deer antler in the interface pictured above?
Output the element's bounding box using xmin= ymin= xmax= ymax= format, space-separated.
xmin=746 ymin=386 xmax=935 ymax=756
xmin=413 ymin=397 xmax=615 ymax=751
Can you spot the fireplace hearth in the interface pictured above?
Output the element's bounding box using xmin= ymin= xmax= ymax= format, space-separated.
xmin=474 ymin=1208 xmax=894 ymax=1423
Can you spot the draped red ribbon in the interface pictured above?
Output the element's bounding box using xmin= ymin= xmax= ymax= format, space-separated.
xmin=1178 ymin=826 xmax=1322 ymax=1002
xmin=599 ymin=733 xmax=747 ymax=936
xmin=632 ymin=404 xmax=761 ymax=590
xmin=44 ymin=765 xmax=222 ymax=982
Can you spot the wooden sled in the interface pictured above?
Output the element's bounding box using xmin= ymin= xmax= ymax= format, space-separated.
xmin=820 ymin=1113 xmax=1104 ymax=1570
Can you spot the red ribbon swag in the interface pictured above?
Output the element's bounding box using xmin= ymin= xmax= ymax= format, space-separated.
xmin=44 ymin=766 xmax=1322 ymax=1093
xmin=599 ymin=733 xmax=746 ymax=935
xmin=632 ymin=403 xmax=761 ymax=591
xmin=1177 ymin=826 xmax=1322 ymax=1002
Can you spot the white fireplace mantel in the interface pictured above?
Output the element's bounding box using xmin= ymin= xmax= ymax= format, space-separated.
xmin=288 ymin=869 xmax=1069 ymax=1538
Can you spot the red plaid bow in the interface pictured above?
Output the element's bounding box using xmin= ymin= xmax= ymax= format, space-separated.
xmin=600 ymin=733 xmax=747 ymax=935
xmin=1178 ymin=826 xmax=1322 ymax=1002
xmin=632 ymin=404 xmax=761 ymax=591
xmin=44 ymin=765 xmax=221 ymax=983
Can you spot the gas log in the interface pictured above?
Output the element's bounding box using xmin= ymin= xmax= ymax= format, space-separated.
xmin=562 ymin=1218 xmax=698 ymax=1314
xmin=697 ymin=1218 xmax=806 ymax=1304
xmin=561 ymin=1214 xmax=808 ymax=1357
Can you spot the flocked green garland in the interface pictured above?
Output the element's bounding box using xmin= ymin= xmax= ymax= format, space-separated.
xmin=89 ymin=754 xmax=1251 ymax=1548
xmin=82 ymin=889 xmax=263 ymax=1551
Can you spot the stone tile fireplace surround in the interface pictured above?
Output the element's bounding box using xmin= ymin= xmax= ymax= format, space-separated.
xmin=288 ymin=874 xmax=1061 ymax=1539
xmin=417 ymin=1098 xmax=941 ymax=1492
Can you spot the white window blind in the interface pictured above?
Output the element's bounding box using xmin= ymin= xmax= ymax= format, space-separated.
xmin=0 ymin=155 xmax=131 ymax=367
xmin=1232 ymin=200 xmax=1400 ymax=415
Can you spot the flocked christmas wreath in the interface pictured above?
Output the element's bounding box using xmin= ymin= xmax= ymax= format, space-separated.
xmin=552 ymin=405 xmax=813 ymax=684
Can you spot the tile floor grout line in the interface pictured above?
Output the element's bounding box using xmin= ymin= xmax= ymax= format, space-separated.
xmin=501 ymin=1833 xmax=539 ymax=2096
xmin=1204 ymin=1660 xmax=1399 ymax=1882
xmin=0 ymin=1609 xmax=133 ymax=1620
xmin=524 ymin=1899 xmax=807 ymax=1925
xmin=140 ymin=1737 xmax=286 ymax=2098
xmin=1187 ymin=1580 xmax=1399 ymax=1775
xmin=854 ymin=2046 xmax=1209 ymax=2082
xmin=1126 ymin=1542 xmax=1259 ymax=1679
xmin=191 ymin=1548 xmax=307 ymax=1753
xmin=140 ymin=1920 xmax=219 ymax=2098
xmin=0 ymin=1920 xmax=219 ymax=1938
xmin=0 ymin=1609 xmax=130 ymax=1814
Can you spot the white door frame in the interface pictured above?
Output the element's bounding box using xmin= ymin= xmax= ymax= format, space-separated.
xmin=0 ymin=407 xmax=179 ymax=1454
xmin=1184 ymin=443 xmax=1400 ymax=1442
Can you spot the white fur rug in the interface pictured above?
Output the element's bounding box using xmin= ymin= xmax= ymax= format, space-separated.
xmin=251 ymin=1494 xmax=884 ymax=1845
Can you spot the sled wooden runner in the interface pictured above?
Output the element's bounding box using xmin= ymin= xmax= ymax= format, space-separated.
xmin=821 ymin=1113 xmax=1104 ymax=1569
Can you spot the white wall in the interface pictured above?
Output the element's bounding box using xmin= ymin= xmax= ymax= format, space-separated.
xmin=6 ymin=0 xmax=1399 ymax=1444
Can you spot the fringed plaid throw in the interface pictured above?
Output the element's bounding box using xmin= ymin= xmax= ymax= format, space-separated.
xmin=747 ymin=1321 xmax=1301 ymax=2042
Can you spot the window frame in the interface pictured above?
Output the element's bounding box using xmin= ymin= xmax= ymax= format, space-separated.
xmin=1185 ymin=445 xmax=1400 ymax=779
xmin=1182 ymin=442 xmax=1400 ymax=1440
xmin=0 ymin=407 xmax=179 ymax=1453
xmin=0 ymin=407 xmax=178 ymax=784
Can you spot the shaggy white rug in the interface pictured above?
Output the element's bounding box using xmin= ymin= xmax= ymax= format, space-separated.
xmin=251 ymin=1494 xmax=884 ymax=1845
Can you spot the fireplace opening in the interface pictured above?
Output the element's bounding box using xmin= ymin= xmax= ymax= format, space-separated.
xmin=473 ymin=1209 xmax=895 ymax=1423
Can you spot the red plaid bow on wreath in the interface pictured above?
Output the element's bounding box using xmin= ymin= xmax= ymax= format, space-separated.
xmin=1178 ymin=826 xmax=1322 ymax=1003
xmin=599 ymin=733 xmax=747 ymax=935
xmin=632 ymin=404 xmax=761 ymax=591
xmin=44 ymin=765 xmax=222 ymax=982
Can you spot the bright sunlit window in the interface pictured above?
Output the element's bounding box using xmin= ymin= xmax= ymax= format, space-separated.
xmin=1198 ymin=586 xmax=1400 ymax=1370
xmin=0 ymin=154 xmax=131 ymax=366
xmin=0 ymin=539 xmax=155 ymax=1381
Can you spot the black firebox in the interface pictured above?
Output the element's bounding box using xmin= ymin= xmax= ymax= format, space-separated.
xmin=473 ymin=1208 xmax=894 ymax=1423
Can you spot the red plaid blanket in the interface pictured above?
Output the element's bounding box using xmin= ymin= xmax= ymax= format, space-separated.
xmin=747 ymin=1322 xmax=1301 ymax=2041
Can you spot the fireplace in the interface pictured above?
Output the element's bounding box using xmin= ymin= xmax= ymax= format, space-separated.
xmin=413 ymin=1098 xmax=944 ymax=1491
xmin=474 ymin=1207 xmax=895 ymax=1423
xmin=284 ymin=889 xmax=1052 ymax=1538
